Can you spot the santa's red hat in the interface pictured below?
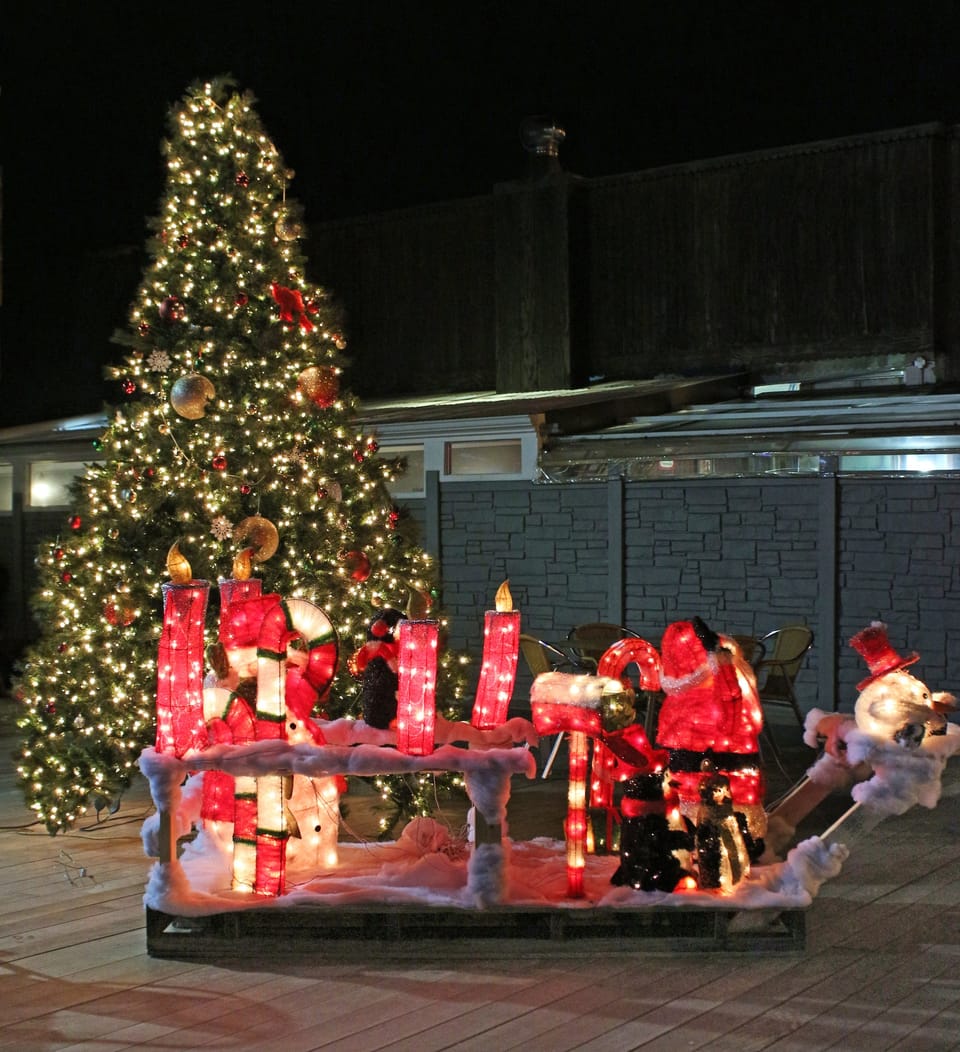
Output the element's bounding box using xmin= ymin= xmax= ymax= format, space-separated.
xmin=659 ymin=619 xmax=718 ymax=693
xmin=849 ymin=621 xmax=919 ymax=690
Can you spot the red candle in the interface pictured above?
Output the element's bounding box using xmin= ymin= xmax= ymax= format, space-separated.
xmin=471 ymin=580 xmax=521 ymax=730
xmin=396 ymin=619 xmax=438 ymax=756
xmin=155 ymin=543 xmax=209 ymax=757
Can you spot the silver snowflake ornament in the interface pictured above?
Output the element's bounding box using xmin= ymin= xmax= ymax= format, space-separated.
xmin=147 ymin=349 xmax=172 ymax=372
xmin=210 ymin=515 xmax=233 ymax=541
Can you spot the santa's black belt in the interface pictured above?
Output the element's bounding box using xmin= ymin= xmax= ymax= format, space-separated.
xmin=659 ymin=748 xmax=760 ymax=773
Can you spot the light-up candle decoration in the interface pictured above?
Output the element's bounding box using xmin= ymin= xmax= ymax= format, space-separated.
xmin=155 ymin=542 xmax=210 ymax=757
xmin=219 ymin=546 xmax=262 ymax=614
xmin=396 ymin=619 xmax=438 ymax=756
xmin=471 ymin=579 xmax=521 ymax=730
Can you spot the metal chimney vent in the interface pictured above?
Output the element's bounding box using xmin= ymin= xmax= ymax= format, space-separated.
xmin=519 ymin=116 xmax=566 ymax=157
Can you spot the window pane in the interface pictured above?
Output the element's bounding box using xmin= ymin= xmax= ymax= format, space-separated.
xmin=29 ymin=461 xmax=88 ymax=507
xmin=840 ymin=452 xmax=960 ymax=473
xmin=379 ymin=446 xmax=425 ymax=494
xmin=0 ymin=464 xmax=11 ymax=512
xmin=446 ymin=439 xmax=522 ymax=477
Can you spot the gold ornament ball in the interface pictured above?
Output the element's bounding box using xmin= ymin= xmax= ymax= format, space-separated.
xmin=170 ymin=374 xmax=216 ymax=419
xmin=233 ymin=515 xmax=280 ymax=563
xmin=276 ymin=215 xmax=303 ymax=241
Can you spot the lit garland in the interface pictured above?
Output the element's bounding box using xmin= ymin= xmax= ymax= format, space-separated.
xmin=14 ymin=77 xmax=468 ymax=834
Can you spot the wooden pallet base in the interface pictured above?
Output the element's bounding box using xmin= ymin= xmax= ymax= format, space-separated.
xmin=146 ymin=903 xmax=805 ymax=959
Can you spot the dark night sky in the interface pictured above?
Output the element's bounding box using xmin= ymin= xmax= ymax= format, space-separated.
xmin=5 ymin=1 xmax=960 ymax=426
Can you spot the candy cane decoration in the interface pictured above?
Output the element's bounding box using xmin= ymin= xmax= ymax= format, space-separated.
xmin=530 ymin=671 xmax=622 ymax=898
xmin=255 ymin=598 xmax=339 ymax=896
xmin=593 ymin=637 xmax=662 ymax=813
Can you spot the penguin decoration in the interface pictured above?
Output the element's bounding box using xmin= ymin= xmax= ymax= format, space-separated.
xmin=353 ymin=609 xmax=408 ymax=729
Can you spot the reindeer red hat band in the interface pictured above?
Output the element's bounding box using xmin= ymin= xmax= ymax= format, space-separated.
xmin=850 ymin=621 xmax=919 ymax=690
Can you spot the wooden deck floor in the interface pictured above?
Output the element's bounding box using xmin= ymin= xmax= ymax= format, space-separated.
xmin=4 ymin=701 xmax=960 ymax=1051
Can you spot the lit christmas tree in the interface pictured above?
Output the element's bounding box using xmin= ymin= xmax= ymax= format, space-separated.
xmin=15 ymin=77 xmax=467 ymax=835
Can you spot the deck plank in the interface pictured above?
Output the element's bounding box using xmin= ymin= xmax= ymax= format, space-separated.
xmin=3 ymin=704 xmax=960 ymax=1051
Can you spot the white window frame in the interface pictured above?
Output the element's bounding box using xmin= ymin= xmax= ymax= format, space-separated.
xmin=374 ymin=415 xmax=540 ymax=497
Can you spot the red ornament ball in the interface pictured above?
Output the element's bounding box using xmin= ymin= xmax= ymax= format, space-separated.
xmin=138 ymin=322 xmax=150 ymax=337
xmin=343 ymin=549 xmax=372 ymax=582
xmin=54 ymin=547 xmax=65 ymax=561
xmin=240 ymin=483 xmax=252 ymax=496
xmin=57 ymin=643 xmax=68 ymax=654
xmin=235 ymin=171 xmax=249 ymax=187
xmin=69 ymin=515 xmax=82 ymax=530
xmin=366 ymin=438 xmax=379 ymax=454
xmin=235 ymin=291 xmax=249 ymax=307
xmin=159 ymin=296 xmax=184 ymax=322
xmin=122 ymin=379 xmax=136 ymax=395
xmin=61 ymin=572 xmax=73 ymax=584
xmin=212 ymin=454 xmax=228 ymax=471
xmin=297 ymin=365 xmax=339 ymax=409
xmin=104 ymin=598 xmax=137 ymax=627
xmin=178 ymin=235 xmax=190 ymax=249
xmin=316 ymin=486 xmax=328 ymax=499
xmin=353 ymin=449 xmax=365 ymax=464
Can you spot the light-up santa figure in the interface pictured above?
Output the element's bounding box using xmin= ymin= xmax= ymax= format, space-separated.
xmin=654 ymin=617 xmax=766 ymax=842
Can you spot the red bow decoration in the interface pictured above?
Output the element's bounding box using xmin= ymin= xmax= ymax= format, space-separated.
xmin=271 ymin=282 xmax=315 ymax=332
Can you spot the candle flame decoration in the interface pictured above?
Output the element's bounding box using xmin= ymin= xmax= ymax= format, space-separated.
xmin=166 ymin=541 xmax=192 ymax=584
xmin=232 ymin=546 xmax=254 ymax=582
xmin=471 ymin=580 xmax=521 ymax=730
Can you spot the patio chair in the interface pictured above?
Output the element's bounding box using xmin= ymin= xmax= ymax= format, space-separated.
xmin=731 ymin=634 xmax=766 ymax=670
xmin=566 ymin=622 xmax=639 ymax=667
xmin=730 ymin=634 xmax=794 ymax=776
xmin=755 ymin=624 xmax=814 ymax=727
xmin=519 ymin=634 xmax=585 ymax=677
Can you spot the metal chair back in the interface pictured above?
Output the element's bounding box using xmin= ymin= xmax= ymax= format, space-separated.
xmin=519 ymin=635 xmax=576 ymax=677
xmin=731 ymin=634 xmax=766 ymax=669
xmin=566 ymin=622 xmax=639 ymax=664
xmin=755 ymin=624 xmax=814 ymax=725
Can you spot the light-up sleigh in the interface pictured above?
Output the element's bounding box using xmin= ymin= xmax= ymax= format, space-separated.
xmin=140 ymin=559 xmax=960 ymax=957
